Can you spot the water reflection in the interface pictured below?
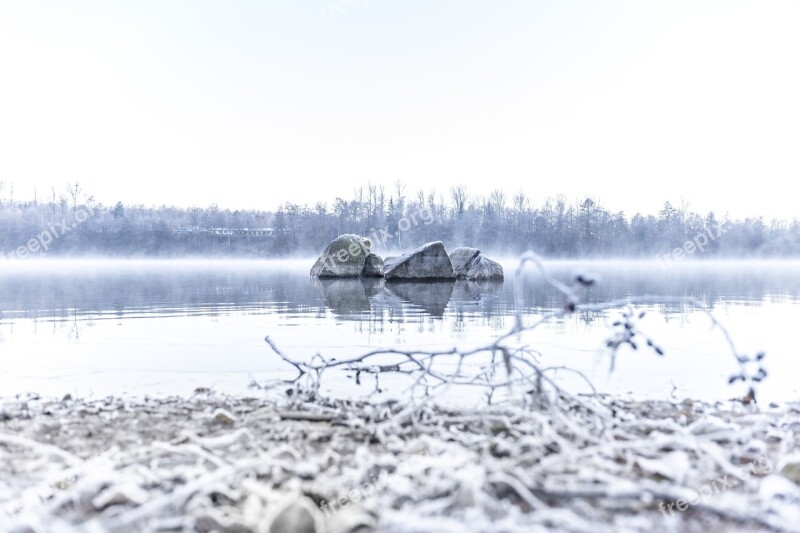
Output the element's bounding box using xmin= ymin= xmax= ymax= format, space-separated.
xmin=450 ymin=280 xmax=503 ymax=307
xmin=310 ymin=278 xmax=510 ymax=319
xmin=0 ymin=261 xmax=797 ymax=327
xmin=384 ymin=281 xmax=456 ymax=317
xmin=1 ymin=260 xmax=799 ymax=401
xmin=311 ymin=278 xmax=382 ymax=318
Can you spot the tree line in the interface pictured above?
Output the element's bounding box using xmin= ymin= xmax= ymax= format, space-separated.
xmin=0 ymin=181 xmax=798 ymax=258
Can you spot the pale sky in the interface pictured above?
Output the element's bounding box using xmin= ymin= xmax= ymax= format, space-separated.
xmin=0 ymin=1 xmax=798 ymax=219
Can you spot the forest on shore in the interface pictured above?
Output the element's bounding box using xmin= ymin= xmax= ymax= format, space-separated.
xmin=0 ymin=182 xmax=798 ymax=258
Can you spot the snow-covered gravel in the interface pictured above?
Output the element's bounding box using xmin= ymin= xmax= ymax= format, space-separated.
xmin=1 ymin=392 xmax=799 ymax=532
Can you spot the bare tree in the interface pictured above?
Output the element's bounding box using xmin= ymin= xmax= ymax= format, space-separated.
xmin=489 ymin=189 xmax=506 ymax=213
xmin=512 ymin=191 xmax=529 ymax=213
xmin=394 ymin=180 xmax=406 ymax=214
xmin=415 ymin=189 xmax=425 ymax=210
xmin=66 ymin=181 xmax=82 ymax=210
xmin=450 ymin=185 xmax=467 ymax=216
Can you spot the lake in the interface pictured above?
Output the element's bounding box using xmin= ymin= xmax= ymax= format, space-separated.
xmin=0 ymin=259 xmax=798 ymax=403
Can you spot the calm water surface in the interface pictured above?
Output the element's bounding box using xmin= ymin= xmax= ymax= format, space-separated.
xmin=0 ymin=259 xmax=798 ymax=403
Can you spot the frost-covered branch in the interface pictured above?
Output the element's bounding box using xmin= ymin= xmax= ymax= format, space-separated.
xmin=264 ymin=251 xmax=767 ymax=406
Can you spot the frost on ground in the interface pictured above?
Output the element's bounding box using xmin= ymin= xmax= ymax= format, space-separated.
xmin=1 ymin=392 xmax=799 ymax=533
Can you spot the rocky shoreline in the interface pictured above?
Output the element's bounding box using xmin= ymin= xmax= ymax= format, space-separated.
xmin=2 ymin=392 xmax=799 ymax=532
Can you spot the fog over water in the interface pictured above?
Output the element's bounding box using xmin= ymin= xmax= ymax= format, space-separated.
xmin=1 ymin=259 xmax=797 ymax=403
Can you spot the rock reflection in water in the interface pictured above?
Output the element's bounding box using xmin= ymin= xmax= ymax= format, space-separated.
xmin=311 ymin=278 xmax=384 ymax=318
xmin=450 ymin=280 xmax=504 ymax=304
xmin=312 ymin=277 xmax=508 ymax=319
xmin=383 ymin=281 xmax=456 ymax=317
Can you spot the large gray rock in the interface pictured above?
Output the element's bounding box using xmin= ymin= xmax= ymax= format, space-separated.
xmin=449 ymin=247 xmax=481 ymax=277
xmin=448 ymin=247 xmax=504 ymax=281
xmin=465 ymin=254 xmax=504 ymax=280
xmin=310 ymin=234 xmax=372 ymax=278
xmin=361 ymin=253 xmax=384 ymax=277
xmin=384 ymin=241 xmax=456 ymax=280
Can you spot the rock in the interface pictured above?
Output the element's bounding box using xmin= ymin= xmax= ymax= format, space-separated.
xmin=92 ymin=483 xmax=148 ymax=510
xmin=326 ymin=505 xmax=377 ymax=533
xmin=465 ymin=255 xmax=504 ymax=281
xmin=268 ymin=497 xmax=322 ymax=533
xmin=687 ymin=417 xmax=739 ymax=442
xmin=449 ymin=247 xmax=481 ymax=278
xmin=195 ymin=511 xmax=250 ymax=532
xmin=212 ymin=408 xmax=237 ymax=425
xmin=310 ymin=235 xmax=372 ymax=278
xmin=383 ymin=242 xmax=456 ymax=280
xmin=448 ymin=247 xmax=504 ymax=281
xmin=759 ymin=474 xmax=800 ymax=502
xmin=779 ymin=455 xmax=800 ymax=484
xmin=361 ymin=253 xmax=384 ymax=277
